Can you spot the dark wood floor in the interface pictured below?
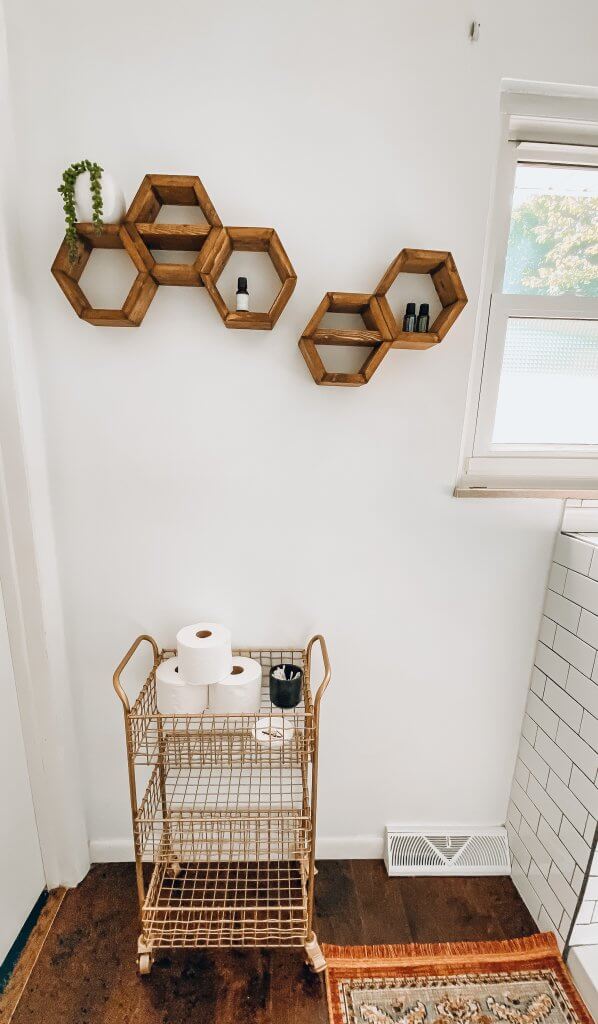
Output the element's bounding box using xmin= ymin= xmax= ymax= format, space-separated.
xmin=11 ymin=862 xmax=536 ymax=1024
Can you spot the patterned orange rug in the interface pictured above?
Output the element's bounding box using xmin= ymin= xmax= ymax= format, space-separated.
xmin=323 ymin=933 xmax=592 ymax=1024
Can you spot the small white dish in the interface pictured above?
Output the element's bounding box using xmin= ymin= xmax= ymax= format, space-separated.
xmin=253 ymin=716 xmax=295 ymax=748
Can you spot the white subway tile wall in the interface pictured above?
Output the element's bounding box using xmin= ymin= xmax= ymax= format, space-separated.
xmin=560 ymin=501 xmax=598 ymax=538
xmin=507 ymin=533 xmax=598 ymax=949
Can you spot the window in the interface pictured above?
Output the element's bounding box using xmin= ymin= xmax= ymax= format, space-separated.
xmin=459 ymin=90 xmax=598 ymax=494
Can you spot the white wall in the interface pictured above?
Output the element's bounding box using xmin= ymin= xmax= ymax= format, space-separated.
xmin=5 ymin=0 xmax=595 ymax=858
xmin=0 ymin=580 xmax=44 ymax=962
xmin=0 ymin=2 xmax=88 ymax=887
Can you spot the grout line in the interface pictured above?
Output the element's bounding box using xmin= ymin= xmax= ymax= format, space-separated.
xmin=0 ymin=887 xmax=67 ymax=1024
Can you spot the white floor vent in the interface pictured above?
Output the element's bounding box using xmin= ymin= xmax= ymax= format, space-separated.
xmin=384 ymin=827 xmax=510 ymax=876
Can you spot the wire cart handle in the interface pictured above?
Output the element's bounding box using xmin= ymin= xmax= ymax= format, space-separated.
xmin=113 ymin=634 xmax=160 ymax=713
xmin=306 ymin=634 xmax=331 ymax=711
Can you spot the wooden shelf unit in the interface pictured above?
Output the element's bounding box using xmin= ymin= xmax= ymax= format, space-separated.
xmin=299 ymin=292 xmax=393 ymax=387
xmin=299 ymin=248 xmax=467 ymax=386
xmin=51 ymin=223 xmax=158 ymax=328
xmin=200 ymin=226 xmax=297 ymax=331
xmin=376 ymin=249 xmax=467 ymax=350
xmin=124 ymin=174 xmax=221 ymax=288
xmin=52 ymin=174 xmax=296 ymax=329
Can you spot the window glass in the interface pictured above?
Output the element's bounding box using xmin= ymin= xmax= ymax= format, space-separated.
xmin=492 ymin=317 xmax=598 ymax=444
xmin=503 ymin=163 xmax=598 ymax=297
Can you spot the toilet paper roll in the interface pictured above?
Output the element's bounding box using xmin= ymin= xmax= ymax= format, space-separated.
xmin=156 ymin=657 xmax=209 ymax=714
xmin=176 ymin=622 xmax=232 ymax=686
xmin=208 ymin=656 xmax=263 ymax=714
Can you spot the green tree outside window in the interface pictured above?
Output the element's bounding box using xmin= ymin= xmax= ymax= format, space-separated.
xmin=504 ymin=194 xmax=598 ymax=297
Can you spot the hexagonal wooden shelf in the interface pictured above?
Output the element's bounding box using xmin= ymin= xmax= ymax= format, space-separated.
xmin=298 ymin=292 xmax=394 ymax=387
xmin=51 ymin=223 xmax=158 ymax=327
xmin=200 ymin=226 xmax=297 ymax=330
xmin=124 ymin=174 xmax=222 ymax=287
xmin=299 ymin=248 xmax=466 ymax=386
xmin=375 ymin=248 xmax=467 ymax=351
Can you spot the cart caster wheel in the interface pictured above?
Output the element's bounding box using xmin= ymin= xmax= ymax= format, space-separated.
xmin=138 ymin=952 xmax=152 ymax=975
xmin=167 ymin=861 xmax=181 ymax=878
xmin=137 ymin=936 xmax=153 ymax=975
xmin=304 ymin=932 xmax=327 ymax=973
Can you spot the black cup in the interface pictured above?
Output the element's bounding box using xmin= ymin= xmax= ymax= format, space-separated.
xmin=269 ymin=663 xmax=303 ymax=709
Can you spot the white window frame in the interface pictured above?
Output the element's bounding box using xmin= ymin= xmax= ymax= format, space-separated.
xmin=457 ymin=89 xmax=598 ymax=497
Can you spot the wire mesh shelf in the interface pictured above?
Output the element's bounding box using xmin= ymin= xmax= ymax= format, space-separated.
xmin=135 ymin=761 xmax=310 ymax=863
xmin=113 ymin=634 xmax=330 ymax=974
xmin=142 ymin=859 xmax=308 ymax=948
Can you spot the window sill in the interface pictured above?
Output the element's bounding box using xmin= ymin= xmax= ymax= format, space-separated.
xmin=454 ymin=484 xmax=598 ymax=499
xmin=458 ymin=456 xmax=598 ymax=497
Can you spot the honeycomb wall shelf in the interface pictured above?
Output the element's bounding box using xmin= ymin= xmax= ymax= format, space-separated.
xmin=200 ymin=226 xmax=297 ymax=331
xmin=376 ymin=249 xmax=467 ymax=351
xmin=51 ymin=223 xmax=158 ymax=327
xmin=299 ymin=248 xmax=467 ymax=386
xmin=298 ymin=291 xmax=393 ymax=387
xmin=52 ymin=173 xmax=296 ymax=330
xmin=124 ymin=174 xmax=222 ymax=288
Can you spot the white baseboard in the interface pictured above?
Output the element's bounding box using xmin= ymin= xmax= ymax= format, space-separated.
xmin=90 ymin=838 xmax=134 ymax=862
xmin=89 ymin=835 xmax=384 ymax=863
xmin=316 ymin=836 xmax=384 ymax=858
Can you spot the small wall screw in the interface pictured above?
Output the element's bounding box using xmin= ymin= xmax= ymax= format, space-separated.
xmin=469 ymin=20 xmax=480 ymax=41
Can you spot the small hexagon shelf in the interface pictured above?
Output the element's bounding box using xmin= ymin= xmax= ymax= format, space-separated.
xmin=375 ymin=248 xmax=467 ymax=351
xmin=299 ymin=248 xmax=467 ymax=386
xmin=200 ymin=226 xmax=297 ymax=330
xmin=298 ymin=291 xmax=393 ymax=387
xmin=51 ymin=223 xmax=157 ymax=327
xmin=124 ymin=174 xmax=222 ymax=287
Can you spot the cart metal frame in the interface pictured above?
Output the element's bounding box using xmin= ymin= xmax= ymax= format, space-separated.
xmin=113 ymin=634 xmax=330 ymax=974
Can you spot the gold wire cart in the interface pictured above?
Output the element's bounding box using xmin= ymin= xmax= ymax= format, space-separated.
xmin=113 ymin=634 xmax=331 ymax=975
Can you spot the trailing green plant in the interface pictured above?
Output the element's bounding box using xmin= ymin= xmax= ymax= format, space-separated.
xmin=57 ymin=160 xmax=104 ymax=264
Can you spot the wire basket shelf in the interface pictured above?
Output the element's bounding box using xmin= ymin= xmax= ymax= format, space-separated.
xmin=135 ymin=761 xmax=310 ymax=863
xmin=129 ymin=648 xmax=314 ymax=766
xmin=142 ymin=859 xmax=308 ymax=948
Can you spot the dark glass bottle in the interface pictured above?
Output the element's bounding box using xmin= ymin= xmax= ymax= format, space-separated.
xmin=402 ymin=302 xmax=416 ymax=332
xmin=416 ymin=303 xmax=430 ymax=332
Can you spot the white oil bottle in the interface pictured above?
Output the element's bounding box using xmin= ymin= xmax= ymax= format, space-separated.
xmin=236 ymin=276 xmax=249 ymax=311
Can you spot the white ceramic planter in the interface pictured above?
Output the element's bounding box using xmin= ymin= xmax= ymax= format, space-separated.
xmin=74 ymin=169 xmax=126 ymax=224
